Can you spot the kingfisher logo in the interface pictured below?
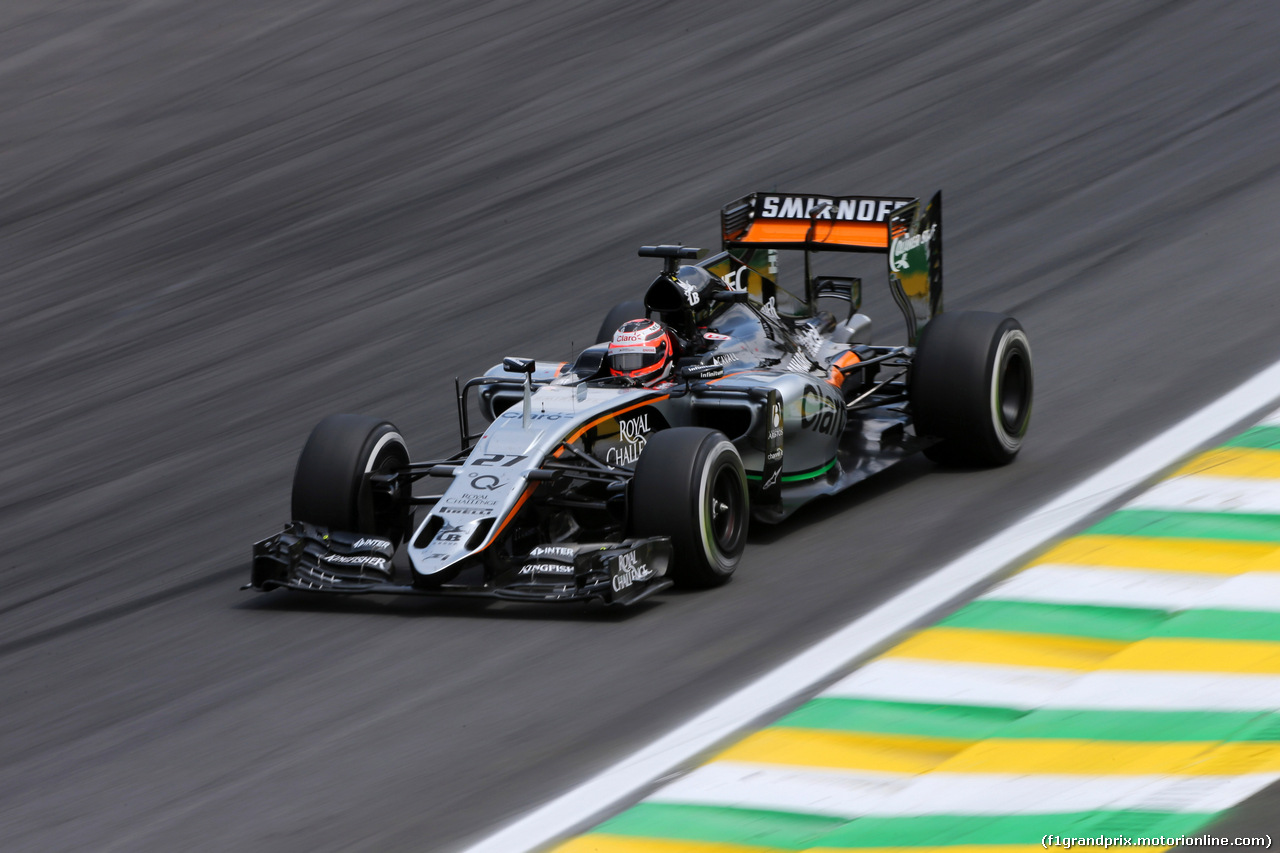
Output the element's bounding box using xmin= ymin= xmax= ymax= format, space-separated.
xmin=759 ymin=196 xmax=910 ymax=223
xmin=890 ymin=224 xmax=937 ymax=272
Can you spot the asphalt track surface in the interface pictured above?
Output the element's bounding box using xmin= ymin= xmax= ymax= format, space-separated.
xmin=2 ymin=2 xmax=1280 ymax=851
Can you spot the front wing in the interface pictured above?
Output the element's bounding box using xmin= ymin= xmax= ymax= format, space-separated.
xmin=249 ymin=522 xmax=673 ymax=606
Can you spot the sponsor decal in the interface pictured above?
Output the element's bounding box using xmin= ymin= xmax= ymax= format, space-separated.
xmin=703 ymin=331 xmax=731 ymax=341
xmin=889 ymin=224 xmax=936 ymax=272
xmin=619 ymin=413 xmax=649 ymax=443
xmin=352 ymin=537 xmax=392 ymax=550
xmin=530 ymin=545 xmax=576 ymax=560
xmin=683 ymin=363 xmax=725 ymax=380
xmin=437 ymin=523 xmax=466 ymax=543
xmin=759 ymin=195 xmax=909 ymax=222
xmin=800 ymin=384 xmax=844 ymax=436
xmin=437 ymin=507 xmax=491 ymax=514
xmin=322 ymin=554 xmax=388 ymax=567
xmin=723 ymin=267 xmax=746 ymax=292
xmin=449 ymin=492 xmax=499 ymax=507
xmin=676 ymin=280 xmax=700 ymax=306
xmin=760 ymin=296 xmax=780 ymax=320
xmin=426 ymin=552 xmax=450 ymax=560
xmin=610 ymin=550 xmax=653 ymax=592
xmin=501 ymin=411 xmax=567 ymax=420
xmin=470 ymin=474 xmax=505 ymax=491
xmin=759 ymin=393 xmax=784 ymax=498
xmin=519 ymin=562 xmax=576 ymax=576
xmin=712 ymin=353 xmax=738 ymax=366
xmin=605 ymin=412 xmax=651 ymax=467
xmin=612 ymin=330 xmax=648 ymax=345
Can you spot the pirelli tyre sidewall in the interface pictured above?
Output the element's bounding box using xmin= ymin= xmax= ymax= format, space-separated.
xmin=911 ymin=311 xmax=1033 ymax=466
xmin=630 ymin=427 xmax=749 ymax=588
xmin=291 ymin=413 xmax=413 ymax=544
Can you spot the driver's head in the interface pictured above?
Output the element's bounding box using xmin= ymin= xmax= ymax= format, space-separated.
xmin=608 ymin=319 xmax=674 ymax=384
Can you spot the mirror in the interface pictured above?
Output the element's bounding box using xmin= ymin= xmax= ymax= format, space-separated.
xmin=502 ymin=356 xmax=536 ymax=374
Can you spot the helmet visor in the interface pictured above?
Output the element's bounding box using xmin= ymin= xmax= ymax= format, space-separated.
xmin=610 ymin=349 xmax=662 ymax=374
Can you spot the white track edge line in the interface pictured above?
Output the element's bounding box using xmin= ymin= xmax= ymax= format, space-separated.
xmin=457 ymin=356 xmax=1280 ymax=853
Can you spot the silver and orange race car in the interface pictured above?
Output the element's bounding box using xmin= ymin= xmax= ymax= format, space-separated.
xmin=249 ymin=191 xmax=1032 ymax=605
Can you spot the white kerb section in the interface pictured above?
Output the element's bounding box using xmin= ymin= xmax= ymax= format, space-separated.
xmin=458 ymin=358 xmax=1280 ymax=853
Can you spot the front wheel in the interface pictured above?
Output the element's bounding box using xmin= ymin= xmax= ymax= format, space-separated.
xmin=630 ymin=428 xmax=749 ymax=587
xmin=291 ymin=414 xmax=414 ymax=545
xmin=911 ymin=311 xmax=1033 ymax=466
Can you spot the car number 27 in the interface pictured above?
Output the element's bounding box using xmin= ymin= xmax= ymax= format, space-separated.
xmin=470 ymin=453 xmax=527 ymax=467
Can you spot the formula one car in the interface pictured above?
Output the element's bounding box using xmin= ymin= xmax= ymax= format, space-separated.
xmin=250 ymin=191 xmax=1032 ymax=605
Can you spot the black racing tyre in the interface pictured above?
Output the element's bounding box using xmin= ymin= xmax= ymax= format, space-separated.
xmin=291 ymin=414 xmax=414 ymax=545
xmin=595 ymin=299 xmax=647 ymax=344
xmin=911 ymin=311 xmax=1033 ymax=466
xmin=630 ymin=427 xmax=749 ymax=588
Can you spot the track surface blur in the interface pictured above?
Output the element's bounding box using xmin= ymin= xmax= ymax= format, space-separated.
xmin=2 ymin=2 xmax=1279 ymax=850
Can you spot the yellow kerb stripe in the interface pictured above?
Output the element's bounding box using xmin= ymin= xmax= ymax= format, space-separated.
xmin=556 ymin=828 xmax=1176 ymax=851
xmin=716 ymin=727 xmax=971 ymax=774
xmin=553 ymin=837 xmax=784 ymax=853
xmin=1175 ymin=447 xmax=1280 ymax=478
xmin=1032 ymin=535 xmax=1280 ymax=575
xmin=1103 ymin=637 xmax=1280 ymax=673
xmin=884 ymin=626 xmax=1124 ymax=669
xmin=940 ymin=738 xmax=1280 ymax=775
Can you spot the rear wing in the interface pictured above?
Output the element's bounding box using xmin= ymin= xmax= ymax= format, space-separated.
xmin=719 ymin=191 xmax=943 ymax=343
xmin=721 ymin=193 xmax=913 ymax=251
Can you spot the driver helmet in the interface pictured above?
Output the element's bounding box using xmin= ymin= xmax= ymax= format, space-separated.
xmin=608 ymin=319 xmax=674 ymax=383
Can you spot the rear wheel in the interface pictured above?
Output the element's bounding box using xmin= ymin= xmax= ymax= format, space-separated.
xmin=630 ymin=427 xmax=749 ymax=587
xmin=596 ymin=299 xmax=647 ymax=344
xmin=911 ymin=311 xmax=1033 ymax=466
xmin=291 ymin=414 xmax=414 ymax=545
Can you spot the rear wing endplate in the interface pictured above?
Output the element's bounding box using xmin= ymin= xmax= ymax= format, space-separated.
xmin=887 ymin=192 xmax=942 ymax=344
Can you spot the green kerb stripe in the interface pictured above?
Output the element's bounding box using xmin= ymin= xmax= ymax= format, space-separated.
xmin=940 ymin=599 xmax=1168 ymax=641
xmin=1223 ymin=425 xmax=1280 ymax=450
xmin=999 ymin=708 xmax=1280 ymax=742
xmin=811 ymin=811 xmax=1213 ymax=847
xmin=778 ymin=698 xmax=1280 ymax=742
xmin=776 ymin=697 xmax=1023 ymax=739
xmin=1088 ymin=509 xmax=1280 ymax=542
xmin=594 ymin=803 xmax=843 ymax=848
xmin=1155 ymin=608 xmax=1280 ymax=642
